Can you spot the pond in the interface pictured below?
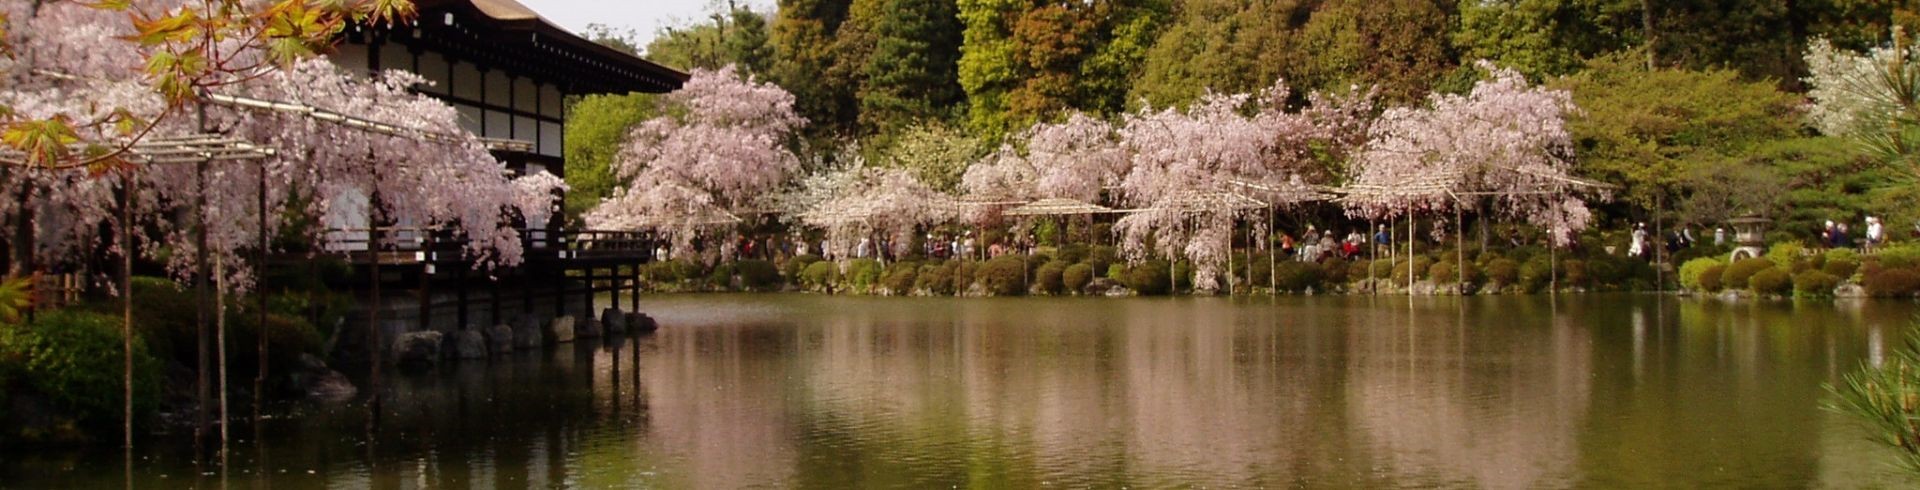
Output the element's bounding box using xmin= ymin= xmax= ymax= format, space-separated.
xmin=6 ymin=294 xmax=1919 ymax=488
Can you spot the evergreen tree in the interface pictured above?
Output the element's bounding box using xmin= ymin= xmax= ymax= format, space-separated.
xmin=860 ymin=0 xmax=967 ymax=136
xmin=772 ymin=0 xmax=855 ymax=134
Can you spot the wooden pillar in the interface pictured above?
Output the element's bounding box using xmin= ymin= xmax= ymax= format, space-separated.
xmin=630 ymin=262 xmax=640 ymax=312
xmin=457 ymin=266 xmax=470 ymax=330
xmin=581 ymin=266 xmax=593 ymax=316
xmin=552 ymin=263 xmax=566 ymax=319
xmin=489 ymin=275 xmax=502 ymax=326
xmin=610 ymin=265 xmax=621 ymax=312
xmin=418 ymin=262 xmax=432 ymax=332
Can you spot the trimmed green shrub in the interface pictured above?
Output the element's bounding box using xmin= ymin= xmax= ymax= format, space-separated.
xmin=915 ymin=263 xmax=956 ymax=296
xmin=1062 ymin=263 xmax=1095 ymax=293
xmin=1679 ymin=258 xmax=1725 ymax=292
xmin=1428 ymin=260 xmax=1458 ymax=284
xmin=1750 ymin=267 xmax=1792 ymax=295
xmin=952 ymin=261 xmax=979 ymax=294
xmin=1485 ymin=258 xmax=1520 ymax=286
xmin=706 ymin=262 xmax=739 ymax=288
xmin=1087 ymin=246 xmax=1119 ymax=276
xmin=1125 ymin=260 xmax=1173 ymax=296
xmin=801 ymin=261 xmax=839 ymax=290
xmin=1391 ymin=256 xmax=1435 ymax=285
xmin=1519 ymin=255 xmax=1553 ymax=292
xmin=1699 ymin=264 xmax=1726 ymax=292
xmin=1056 ymin=244 xmax=1090 ymax=265
xmin=0 ymin=310 xmax=162 ymax=431
xmin=847 ymin=259 xmax=883 ymax=290
xmin=1825 ymin=257 xmax=1861 ymax=280
xmin=1794 ymin=270 xmax=1842 ymax=297
xmin=784 ymin=254 xmax=823 ymax=281
xmin=1766 ymin=243 xmax=1807 ymax=268
xmin=1318 ymin=258 xmax=1349 ymax=285
xmin=1107 ymin=263 xmax=1125 ymax=280
xmin=1865 ymin=268 xmax=1920 ymax=298
xmin=1366 ymin=259 xmax=1395 ymax=280
xmin=1034 ymin=260 xmax=1070 ymax=295
xmin=1561 ymin=259 xmax=1588 ymax=288
xmin=980 ymin=256 xmax=1028 ymax=296
xmin=1721 ymin=258 xmax=1778 ymax=291
xmin=734 ymin=260 xmax=780 ymax=289
xmin=1274 ymin=261 xmax=1325 ymax=293
xmin=882 ymin=263 xmax=918 ymax=295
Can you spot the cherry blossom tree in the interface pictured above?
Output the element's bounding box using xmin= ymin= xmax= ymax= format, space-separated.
xmin=1109 ymin=80 xmax=1367 ymax=291
xmin=1806 ymin=35 xmax=1920 ymax=176
xmin=2 ymin=0 xmax=559 ymax=452
xmin=1343 ymin=62 xmax=1592 ymax=247
xmin=798 ymin=159 xmax=955 ymax=260
xmin=586 ymin=65 xmax=804 ymax=259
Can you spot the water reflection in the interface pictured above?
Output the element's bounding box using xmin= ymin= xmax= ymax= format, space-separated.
xmin=4 ymin=295 xmax=1919 ymax=488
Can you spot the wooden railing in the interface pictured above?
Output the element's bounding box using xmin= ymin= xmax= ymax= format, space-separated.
xmin=321 ymin=227 xmax=657 ymax=265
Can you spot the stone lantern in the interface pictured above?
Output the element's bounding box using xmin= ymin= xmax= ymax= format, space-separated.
xmin=1725 ymin=216 xmax=1771 ymax=261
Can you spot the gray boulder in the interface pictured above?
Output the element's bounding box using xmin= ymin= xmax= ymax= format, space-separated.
xmin=486 ymin=324 xmax=515 ymax=353
xmin=578 ymin=318 xmax=604 ymax=339
xmin=446 ymin=329 xmax=488 ymax=360
xmin=601 ymin=308 xmax=627 ymax=333
xmin=627 ymin=312 xmax=658 ymax=333
xmin=515 ymin=317 xmax=544 ymax=350
xmin=394 ymin=331 xmax=444 ymax=367
xmin=547 ymin=316 xmax=576 ymax=344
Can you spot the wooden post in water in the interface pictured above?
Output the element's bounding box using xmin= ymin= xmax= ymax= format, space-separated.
xmin=456 ymin=267 xmax=469 ymax=330
xmin=418 ymin=257 xmax=432 ymax=332
xmin=582 ymin=266 xmax=594 ymax=316
xmin=254 ymin=159 xmax=268 ymax=426
xmin=1456 ymin=204 xmax=1465 ymax=295
xmin=214 ymin=253 xmax=228 ymax=461
xmin=121 ymin=174 xmax=135 ymax=451
xmin=489 ymin=275 xmax=501 ymax=326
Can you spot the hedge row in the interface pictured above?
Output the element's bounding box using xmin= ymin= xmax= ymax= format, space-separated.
xmin=642 ymin=244 xmax=1684 ymax=296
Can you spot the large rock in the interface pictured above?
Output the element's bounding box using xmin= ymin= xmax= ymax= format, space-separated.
xmin=394 ymin=331 xmax=444 ymax=367
xmin=1084 ymin=278 xmax=1129 ymax=297
xmin=446 ymin=329 xmax=488 ymax=360
xmin=627 ymin=312 xmax=658 ymax=333
xmin=578 ymin=318 xmax=604 ymax=339
xmin=1836 ymin=283 xmax=1868 ymax=299
xmin=294 ymin=353 xmax=357 ymax=401
xmin=486 ymin=324 xmax=515 ymax=353
xmin=601 ymin=308 xmax=627 ymax=333
xmin=547 ymin=316 xmax=576 ymax=344
xmin=515 ymin=317 xmax=544 ymax=350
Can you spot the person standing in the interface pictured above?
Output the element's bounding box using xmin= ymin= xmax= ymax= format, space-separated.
xmin=1868 ymin=216 xmax=1886 ymax=252
xmin=1629 ymin=223 xmax=1648 ymax=259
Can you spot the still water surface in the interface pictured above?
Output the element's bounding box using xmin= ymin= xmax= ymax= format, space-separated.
xmin=7 ymin=294 xmax=1920 ymax=489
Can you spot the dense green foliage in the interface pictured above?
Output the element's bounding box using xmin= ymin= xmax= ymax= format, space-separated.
xmin=562 ymin=93 xmax=656 ymax=221
xmin=0 ymin=311 xmax=162 ymax=439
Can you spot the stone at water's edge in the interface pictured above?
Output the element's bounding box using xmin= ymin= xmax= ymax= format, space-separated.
xmin=602 ymin=307 xmax=627 ymax=333
xmin=579 ymin=319 xmax=604 ymax=339
xmin=295 ymin=353 xmax=356 ymax=401
xmin=627 ymin=312 xmax=658 ymax=333
xmin=1836 ymin=284 xmax=1868 ymax=298
xmin=1084 ymin=278 xmax=1129 ymax=297
xmin=486 ymin=324 xmax=515 ymax=353
xmin=395 ymin=331 xmax=443 ymax=367
xmin=547 ymin=316 xmax=576 ymax=343
xmin=447 ymin=329 xmax=488 ymax=359
xmin=515 ymin=317 xmax=544 ymax=349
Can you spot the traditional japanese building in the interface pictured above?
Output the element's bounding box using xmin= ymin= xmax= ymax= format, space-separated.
xmin=331 ymin=0 xmax=686 ymax=180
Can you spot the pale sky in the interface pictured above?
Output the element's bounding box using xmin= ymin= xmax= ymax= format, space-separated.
xmin=517 ymin=0 xmax=776 ymax=51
